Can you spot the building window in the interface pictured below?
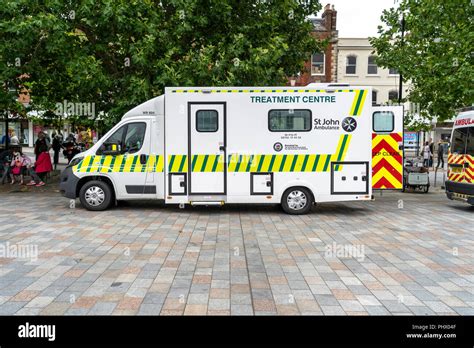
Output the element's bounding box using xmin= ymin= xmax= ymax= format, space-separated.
xmin=196 ymin=110 xmax=218 ymax=132
xmin=388 ymin=90 xmax=399 ymax=102
xmin=346 ymin=56 xmax=357 ymax=74
xmin=268 ymin=110 xmax=312 ymax=132
xmin=311 ymin=53 xmax=325 ymax=75
xmin=389 ymin=67 xmax=398 ymax=75
xmin=372 ymin=90 xmax=378 ymax=105
xmin=367 ymin=56 xmax=378 ymax=74
xmin=373 ymin=111 xmax=394 ymax=133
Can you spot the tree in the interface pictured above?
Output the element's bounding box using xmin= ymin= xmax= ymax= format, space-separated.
xmin=370 ymin=0 xmax=474 ymax=122
xmin=0 ymin=0 xmax=324 ymax=128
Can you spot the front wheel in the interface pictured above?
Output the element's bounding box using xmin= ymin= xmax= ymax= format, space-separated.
xmin=281 ymin=187 xmax=313 ymax=215
xmin=79 ymin=180 xmax=113 ymax=211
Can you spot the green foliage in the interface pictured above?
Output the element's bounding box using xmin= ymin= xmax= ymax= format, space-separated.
xmin=370 ymin=0 xmax=474 ymax=122
xmin=0 ymin=0 xmax=323 ymax=126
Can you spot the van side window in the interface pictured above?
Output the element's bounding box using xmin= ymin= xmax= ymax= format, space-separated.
xmin=451 ymin=128 xmax=468 ymax=154
xmin=466 ymin=127 xmax=474 ymax=156
xmin=123 ymin=123 xmax=146 ymax=153
xmin=99 ymin=122 xmax=146 ymax=155
xmin=373 ymin=111 xmax=394 ymax=133
xmin=196 ymin=110 xmax=218 ymax=132
xmin=268 ymin=110 xmax=311 ymax=132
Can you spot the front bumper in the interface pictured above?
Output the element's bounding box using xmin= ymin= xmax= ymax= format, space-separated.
xmin=445 ymin=180 xmax=474 ymax=205
xmin=59 ymin=166 xmax=79 ymax=199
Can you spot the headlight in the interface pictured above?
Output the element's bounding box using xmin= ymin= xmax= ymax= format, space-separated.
xmin=68 ymin=157 xmax=83 ymax=167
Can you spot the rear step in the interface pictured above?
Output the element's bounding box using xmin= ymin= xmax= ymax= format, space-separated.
xmin=190 ymin=201 xmax=225 ymax=206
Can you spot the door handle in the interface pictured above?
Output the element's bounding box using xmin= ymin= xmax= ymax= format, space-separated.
xmin=219 ymin=146 xmax=225 ymax=152
xmin=140 ymin=154 xmax=147 ymax=165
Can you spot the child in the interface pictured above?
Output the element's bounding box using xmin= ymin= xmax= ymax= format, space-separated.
xmin=10 ymin=152 xmax=24 ymax=185
xmin=10 ymin=151 xmax=45 ymax=186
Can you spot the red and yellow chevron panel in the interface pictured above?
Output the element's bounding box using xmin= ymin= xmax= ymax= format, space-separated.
xmin=372 ymin=133 xmax=403 ymax=189
xmin=448 ymin=154 xmax=474 ymax=184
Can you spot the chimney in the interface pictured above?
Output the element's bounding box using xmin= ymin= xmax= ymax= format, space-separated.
xmin=322 ymin=4 xmax=337 ymax=32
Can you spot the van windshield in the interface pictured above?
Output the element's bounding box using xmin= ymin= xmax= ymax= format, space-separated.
xmin=451 ymin=128 xmax=468 ymax=154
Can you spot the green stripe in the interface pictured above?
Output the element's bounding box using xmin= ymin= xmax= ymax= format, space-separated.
xmin=353 ymin=90 xmax=364 ymax=115
xmin=211 ymin=155 xmax=219 ymax=172
xmin=109 ymin=156 xmax=116 ymax=173
xmin=141 ymin=155 xmax=147 ymax=172
xmin=178 ymin=155 xmax=186 ymax=172
xmin=336 ymin=135 xmax=349 ymax=171
xmin=312 ymin=155 xmax=320 ymax=172
xmin=86 ymin=156 xmax=94 ymax=173
xmin=279 ymin=155 xmax=287 ymax=172
xmin=323 ymin=155 xmax=331 ymax=172
xmin=268 ymin=155 xmax=276 ymax=172
xmin=191 ymin=155 xmax=197 ymax=171
xmin=168 ymin=155 xmax=176 ymax=172
xmin=245 ymin=155 xmax=254 ymax=172
xmin=201 ymin=155 xmax=209 ymax=172
xmin=76 ymin=157 xmax=85 ymax=171
xmin=256 ymin=155 xmax=265 ymax=172
xmin=301 ymin=155 xmax=309 ymax=172
xmin=97 ymin=156 xmax=105 ymax=172
xmin=289 ymin=155 xmax=298 ymax=172
xmin=235 ymin=155 xmax=242 ymax=172
xmin=131 ymin=155 xmax=139 ymax=172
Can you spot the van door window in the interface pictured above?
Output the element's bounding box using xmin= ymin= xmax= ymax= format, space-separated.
xmin=451 ymin=128 xmax=468 ymax=154
xmin=373 ymin=111 xmax=394 ymax=133
xmin=466 ymin=127 xmax=474 ymax=155
xmin=123 ymin=123 xmax=146 ymax=153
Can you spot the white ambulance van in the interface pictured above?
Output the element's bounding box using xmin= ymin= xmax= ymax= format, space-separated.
xmin=445 ymin=107 xmax=474 ymax=205
xmin=60 ymin=85 xmax=403 ymax=214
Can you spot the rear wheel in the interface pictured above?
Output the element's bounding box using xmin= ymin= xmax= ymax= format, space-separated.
xmin=281 ymin=187 xmax=313 ymax=215
xmin=79 ymin=180 xmax=113 ymax=211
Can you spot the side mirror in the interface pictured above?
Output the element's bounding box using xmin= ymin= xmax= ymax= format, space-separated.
xmin=100 ymin=141 xmax=122 ymax=155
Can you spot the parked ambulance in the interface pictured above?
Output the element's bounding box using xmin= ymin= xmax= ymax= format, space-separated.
xmin=60 ymin=85 xmax=403 ymax=214
xmin=445 ymin=107 xmax=474 ymax=206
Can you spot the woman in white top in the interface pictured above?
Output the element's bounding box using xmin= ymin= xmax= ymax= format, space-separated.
xmin=423 ymin=141 xmax=432 ymax=168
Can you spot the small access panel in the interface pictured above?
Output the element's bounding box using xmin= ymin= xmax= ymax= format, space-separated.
xmin=331 ymin=162 xmax=369 ymax=195
xmin=250 ymin=173 xmax=273 ymax=195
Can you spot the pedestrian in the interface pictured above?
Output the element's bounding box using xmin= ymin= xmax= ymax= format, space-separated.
xmin=429 ymin=138 xmax=434 ymax=167
xmin=0 ymin=147 xmax=15 ymax=184
xmin=34 ymin=139 xmax=53 ymax=181
xmin=9 ymin=130 xmax=20 ymax=146
xmin=34 ymin=131 xmax=50 ymax=160
xmin=436 ymin=140 xmax=445 ymax=169
xmin=423 ymin=141 xmax=432 ymax=168
xmin=52 ymin=132 xmax=62 ymax=170
xmin=10 ymin=149 xmax=46 ymax=187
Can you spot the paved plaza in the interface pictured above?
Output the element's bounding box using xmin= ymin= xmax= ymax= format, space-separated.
xmin=0 ymin=190 xmax=472 ymax=315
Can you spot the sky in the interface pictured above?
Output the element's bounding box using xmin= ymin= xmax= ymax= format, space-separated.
xmin=317 ymin=0 xmax=399 ymax=38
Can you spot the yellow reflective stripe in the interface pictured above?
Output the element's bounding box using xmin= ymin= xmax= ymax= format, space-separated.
xmin=100 ymin=156 xmax=113 ymax=173
xmin=350 ymin=90 xmax=361 ymax=115
xmin=293 ymin=155 xmax=306 ymax=172
xmin=316 ymin=155 xmax=327 ymax=172
xmin=261 ymin=155 xmax=273 ymax=172
xmin=80 ymin=156 xmax=93 ymax=172
xmin=122 ymin=156 xmax=134 ymax=172
xmin=282 ymin=155 xmax=294 ymax=172
xmin=306 ymin=155 xmax=316 ymax=172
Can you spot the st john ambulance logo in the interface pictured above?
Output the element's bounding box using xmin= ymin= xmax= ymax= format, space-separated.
xmin=341 ymin=117 xmax=357 ymax=132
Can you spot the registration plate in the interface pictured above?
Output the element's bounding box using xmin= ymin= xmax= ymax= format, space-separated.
xmin=451 ymin=167 xmax=462 ymax=173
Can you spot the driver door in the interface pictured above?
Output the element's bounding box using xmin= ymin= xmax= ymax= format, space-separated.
xmin=97 ymin=120 xmax=152 ymax=199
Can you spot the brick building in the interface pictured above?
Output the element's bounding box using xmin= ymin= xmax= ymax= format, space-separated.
xmin=290 ymin=4 xmax=338 ymax=86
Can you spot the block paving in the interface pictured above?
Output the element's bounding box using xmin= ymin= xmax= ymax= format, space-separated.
xmin=0 ymin=190 xmax=473 ymax=315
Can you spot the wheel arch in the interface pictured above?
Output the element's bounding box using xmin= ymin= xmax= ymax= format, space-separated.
xmin=280 ymin=184 xmax=316 ymax=204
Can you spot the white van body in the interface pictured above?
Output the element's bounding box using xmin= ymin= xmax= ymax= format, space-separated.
xmin=60 ymin=85 xmax=403 ymax=214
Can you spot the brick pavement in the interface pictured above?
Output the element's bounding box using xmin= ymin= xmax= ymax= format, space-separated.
xmin=0 ymin=190 xmax=472 ymax=315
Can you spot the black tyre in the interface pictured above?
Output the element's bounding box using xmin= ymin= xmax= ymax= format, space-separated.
xmin=281 ymin=187 xmax=313 ymax=215
xmin=423 ymin=185 xmax=429 ymax=193
xmin=79 ymin=180 xmax=113 ymax=211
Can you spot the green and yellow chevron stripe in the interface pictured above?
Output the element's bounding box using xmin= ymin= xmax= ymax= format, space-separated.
xmin=74 ymin=155 xmax=164 ymax=173
xmin=227 ymin=134 xmax=351 ymax=173
xmin=349 ymin=89 xmax=368 ymax=116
